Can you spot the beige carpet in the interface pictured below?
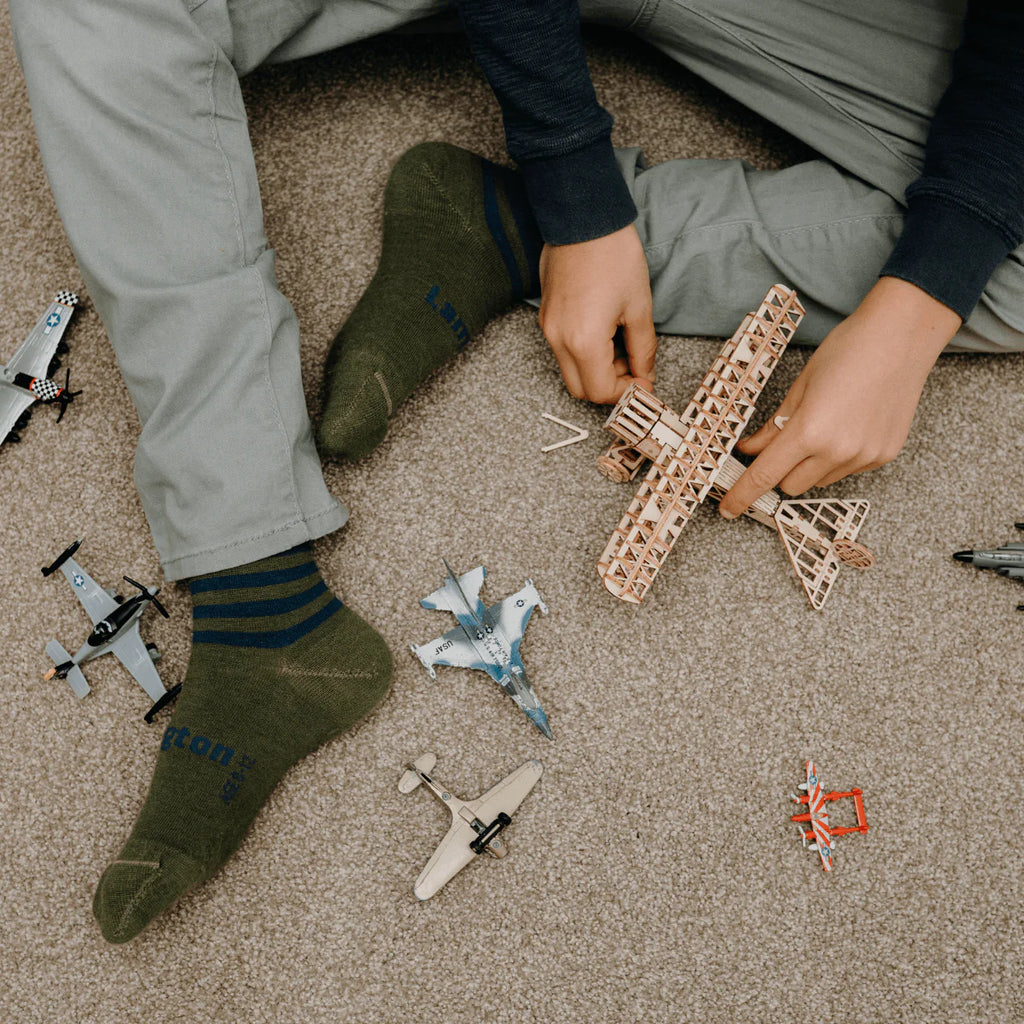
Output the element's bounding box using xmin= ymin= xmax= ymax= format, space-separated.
xmin=2 ymin=11 xmax=1023 ymax=1024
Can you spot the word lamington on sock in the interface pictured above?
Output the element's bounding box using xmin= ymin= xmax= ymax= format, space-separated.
xmin=92 ymin=543 xmax=392 ymax=943
xmin=318 ymin=141 xmax=542 ymax=460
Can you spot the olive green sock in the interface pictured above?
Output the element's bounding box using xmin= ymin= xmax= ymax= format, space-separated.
xmin=318 ymin=141 xmax=541 ymax=460
xmin=92 ymin=544 xmax=391 ymax=943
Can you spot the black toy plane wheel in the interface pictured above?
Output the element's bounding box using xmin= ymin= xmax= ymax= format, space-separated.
xmin=144 ymin=683 xmax=182 ymax=724
xmin=146 ymin=642 xmax=161 ymax=663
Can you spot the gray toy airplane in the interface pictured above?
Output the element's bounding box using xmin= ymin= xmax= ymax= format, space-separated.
xmin=2 ymin=291 xmax=82 ymax=448
xmin=954 ymin=523 xmax=1024 ymax=608
xmin=410 ymin=560 xmax=552 ymax=739
xmin=400 ymin=753 xmax=544 ymax=900
xmin=41 ymin=539 xmax=181 ymax=722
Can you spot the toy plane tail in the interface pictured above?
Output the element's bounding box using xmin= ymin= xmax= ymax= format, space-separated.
xmin=43 ymin=640 xmax=89 ymax=698
xmin=773 ymin=498 xmax=874 ymax=610
xmin=399 ymin=753 xmax=437 ymax=793
xmin=420 ymin=564 xmax=486 ymax=617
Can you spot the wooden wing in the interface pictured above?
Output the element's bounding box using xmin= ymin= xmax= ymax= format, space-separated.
xmin=598 ymin=285 xmax=805 ymax=603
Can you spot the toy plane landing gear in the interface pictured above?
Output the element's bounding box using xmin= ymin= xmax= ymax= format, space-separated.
xmin=790 ymin=760 xmax=868 ymax=872
xmin=41 ymin=539 xmax=181 ymax=722
xmin=400 ymin=753 xmax=544 ymax=900
xmin=597 ymin=285 xmax=874 ymax=609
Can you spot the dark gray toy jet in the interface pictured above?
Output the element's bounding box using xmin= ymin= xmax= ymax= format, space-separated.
xmin=954 ymin=522 xmax=1024 ymax=609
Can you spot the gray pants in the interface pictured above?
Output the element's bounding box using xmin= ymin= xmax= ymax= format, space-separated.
xmin=10 ymin=0 xmax=1024 ymax=579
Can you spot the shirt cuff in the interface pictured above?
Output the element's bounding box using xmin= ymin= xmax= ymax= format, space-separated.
xmin=518 ymin=136 xmax=637 ymax=245
xmin=880 ymin=192 xmax=1014 ymax=322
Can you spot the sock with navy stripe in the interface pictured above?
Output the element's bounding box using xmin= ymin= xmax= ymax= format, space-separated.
xmin=318 ymin=141 xmax=542 ymax=460
xmin=92 ymin=544 xmax=391 ymax=943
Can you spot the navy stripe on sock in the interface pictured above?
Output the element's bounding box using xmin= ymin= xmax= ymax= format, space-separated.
xmin=505 ymin=182 xmax=543 ymax=295
xmin=189 ymin=561 xmax=318 ymax=596
xmin=481 ymin=161 xmax=524 ymax=299
xmin=193 ymin=597 xmax=344 ymax=648
xmin=192 ymin=580 xmax=328 ymax=620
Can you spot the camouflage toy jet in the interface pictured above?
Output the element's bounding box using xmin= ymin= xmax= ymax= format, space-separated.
xmin=410 ymin=560 xmax=552 ymax=738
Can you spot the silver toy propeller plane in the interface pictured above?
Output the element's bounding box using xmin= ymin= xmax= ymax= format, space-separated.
xmin=2 ymin=291 xmax=82 ymax=448
xmin=410 ymin=560 xmax=552 ymax=738
xmin=400 ymin=753 xmax=544 ymax=900
xmin=41 ymin=539 xmax=181 ymax=722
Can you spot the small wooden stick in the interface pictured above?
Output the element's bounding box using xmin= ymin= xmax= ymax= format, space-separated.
xmin=540 ymin=413 xmax=589 ymax=453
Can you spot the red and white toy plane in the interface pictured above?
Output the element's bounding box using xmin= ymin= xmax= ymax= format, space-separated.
xmin=790 ymin=760 xmax=869 ymax=872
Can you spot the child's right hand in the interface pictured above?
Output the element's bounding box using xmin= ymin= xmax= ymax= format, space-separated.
xmin=537 ymin=223 xmax=657 ymax=405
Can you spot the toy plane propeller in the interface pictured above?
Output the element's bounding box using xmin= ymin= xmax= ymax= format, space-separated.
xmin=597 ymin=284 xmax=874 ymax=609
xmin=790 ymin=760 xmax=869 ymax=872
xmin=400 ymin=753 xmax=544 ymax=900
xmin=41 ymin=539 xmax=181 ymax=722
xmin=2 ymin=291 xmax=81 ymax=448
xmin=410 ymin=560 xmax=552 ymax=738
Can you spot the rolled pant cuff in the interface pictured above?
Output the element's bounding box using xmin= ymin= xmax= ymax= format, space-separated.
xmin=160 ymin=502 xmax=349 ymax=581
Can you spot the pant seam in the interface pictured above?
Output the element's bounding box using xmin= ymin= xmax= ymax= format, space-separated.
xmin=204 ymin=45 xmax=247 ymax=267
xmin=205 ymin=34 xmax=306 ymax=528
xmin=250 ymin=264 xmax=308 ymax=526
xmin=664 ymin=1 xmax=922 ymax=184
xmin=627 ymin=0 xmax=663 ymax=34
xmin=642 ymin=212 xmax=906 ymax=255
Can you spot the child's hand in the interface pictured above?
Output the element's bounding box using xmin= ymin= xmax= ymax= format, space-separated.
xmin=538 ymin=224 xmax=657 ymax=404
xmin=718 ymin=277 xmax=961 ymax=519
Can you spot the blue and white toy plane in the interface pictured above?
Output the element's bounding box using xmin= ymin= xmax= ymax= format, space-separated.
xmin=410 ymin=560 xmax=552 ymax=739
xmin=41 ymin=540 xmax=181 ymax=723
xmin=1 ymin=291 xmax=81 ymax=448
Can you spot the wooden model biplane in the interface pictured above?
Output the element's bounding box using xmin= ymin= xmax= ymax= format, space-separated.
xmin=790 ymin=760 xmax=869 ymax=872
xmin=597 ymin=284 xmax=875 ymax=610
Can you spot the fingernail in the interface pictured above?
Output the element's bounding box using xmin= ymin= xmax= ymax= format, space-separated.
xmin=720 ymin=508 xmax=737 ymax=520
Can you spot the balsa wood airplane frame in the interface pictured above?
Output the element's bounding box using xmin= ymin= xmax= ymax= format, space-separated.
xmin=597 ymin=284 xmax=874 ymax=609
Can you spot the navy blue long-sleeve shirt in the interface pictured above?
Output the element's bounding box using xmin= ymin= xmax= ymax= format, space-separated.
xmin=457 ymin=0 xmax=1024 ymax=323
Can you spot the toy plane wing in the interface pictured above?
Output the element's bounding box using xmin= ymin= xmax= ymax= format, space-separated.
xmin=402 ymin=754 xmax=544 ymax=900
xmin=54 ymin=549 xmax=120 ymax=626
xmin=486 ymin=580 xmax=547 ymax=659
xmin=410 ymin=623 xmax=483 ymax=678
xmin=110 ymin=621 xmax=167 ymax=703
xmin=5 ymin=292 xmax=78 ymax=380
xmin=0 ymin=389 xmax=34 ymax=445
xmin=801 ymin=761 xmax=834 ymax=871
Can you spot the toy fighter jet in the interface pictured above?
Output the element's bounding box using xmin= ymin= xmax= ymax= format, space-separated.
xmin=41 ymin=539 xmax=181 ymax=722
xmin=410 ymin=560 xmax=552 ymax=738
xmin=400 ymin=753 xmax=544 ymax=900
xmin=2 ymin=291 xmax=82 ymax=448
xmin=790 ymin=760 xmax=869 ymax=872
xmin=954 ymin=523 xmax=1024 ymax=609
xmin=597 ymin=284 xmax=874 ymax=610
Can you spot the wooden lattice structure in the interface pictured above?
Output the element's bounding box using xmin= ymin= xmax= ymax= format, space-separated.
xmin=596 ymin=284 xmax=874 ymax=609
